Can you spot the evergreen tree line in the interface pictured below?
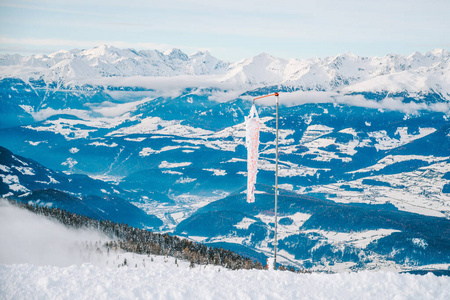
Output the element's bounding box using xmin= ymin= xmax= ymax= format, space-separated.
xmin=10 ymin=200 xmax=272 ymax=270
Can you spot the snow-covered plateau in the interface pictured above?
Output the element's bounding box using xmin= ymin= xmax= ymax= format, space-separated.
xmin=1 ymin=200 xmax=449 ymax=300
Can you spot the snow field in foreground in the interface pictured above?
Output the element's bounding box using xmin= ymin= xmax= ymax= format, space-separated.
xmin=1 ymin=200 xmax=449 ymax=300
xmin=1 ymin=263 xmax=449 ymax=300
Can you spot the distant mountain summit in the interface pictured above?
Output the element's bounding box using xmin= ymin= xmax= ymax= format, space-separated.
xmin=0 ymin=45 xmax=230 ymax=79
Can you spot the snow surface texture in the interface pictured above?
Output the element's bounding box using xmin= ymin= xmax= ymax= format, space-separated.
xmin=1 ymin=200 xmax=450 ymax=300
xmin=2 ymin=264 xmax=449 ymax=300
xmin=245 ymin=104 xmax=260 ymax=203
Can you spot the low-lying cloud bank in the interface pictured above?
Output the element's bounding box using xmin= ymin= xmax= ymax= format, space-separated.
xmin=0 ymin=200 xmax=110 ymax=267
xmin=279 ymin=91 xmax=450 ymax=114
xmin=27 ymin=86 xmax=450 ymax=123
xmin=242 ymin=90 xmax=450 ymax=114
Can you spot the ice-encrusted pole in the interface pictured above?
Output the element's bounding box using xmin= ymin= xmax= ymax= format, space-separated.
xmin=245 ymin=104 xmax=260 ymax=203
xmin=252 ymin=92 xmax=280 ymax=271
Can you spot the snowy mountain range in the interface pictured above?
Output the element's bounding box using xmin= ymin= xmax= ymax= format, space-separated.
xmin=1 ymin=45 xmax=449 ymax=98
xmin=1 ymin=45 xmax=449 ymax=272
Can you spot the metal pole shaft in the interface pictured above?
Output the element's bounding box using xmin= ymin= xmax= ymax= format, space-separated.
xmin=274 ymin=95 xmax=279 ymax=270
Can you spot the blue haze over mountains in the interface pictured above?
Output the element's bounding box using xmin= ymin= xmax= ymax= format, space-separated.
xmin=0 ymin=45 xmax=449 ymax=271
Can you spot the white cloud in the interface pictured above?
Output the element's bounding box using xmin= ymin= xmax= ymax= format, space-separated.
xmin=31 ymin=108 xmax=92 ymax=122
xmin=0 ymin=36 xmax=172 ymax=52
xmin=0 ymin=200 xmax=110 ymax=266
xmin=276 ymin=91 xmax=450 ymax=114
xmin=88 ymin=98 xmax=154 ymax=118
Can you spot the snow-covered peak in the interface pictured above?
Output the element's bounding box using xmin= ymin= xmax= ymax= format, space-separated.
xmin=223 ymin=53 xmax=289 ymax=87
xmin=189 ymin=50 xmax=210 ymax=57
xmin=0 ymin=54 xmax=24 ymax=66
xmin=0 ymin=47 xmax=449 ymax=98
xmin=187 ymin=50 xmax=229 ymax=75
xmin=84 ymin=44 xmax=115 ymax=55
xmin=188 ymin=50 xmax=219 ymax=63
xmin=0 ymin=45 xmax=230 ymax=79
xmin=427 ymin=48 xmax=449 ymax=58
xmin=80 ymin=45 xmax=146 ymax=63
xmin=163 ymin=48 xmax=189 ymax=61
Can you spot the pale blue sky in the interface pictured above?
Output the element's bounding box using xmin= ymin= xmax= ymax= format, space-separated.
xmin=0 ymin=0 xmax=449 ymax=61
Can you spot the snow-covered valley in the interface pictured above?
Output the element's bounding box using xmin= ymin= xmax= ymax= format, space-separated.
xmin=1 ymin=46 xmax=450 ymax=273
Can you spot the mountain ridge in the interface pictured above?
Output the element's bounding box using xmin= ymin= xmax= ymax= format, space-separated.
xmin=1 ymin=46 xmax=449 ymax=99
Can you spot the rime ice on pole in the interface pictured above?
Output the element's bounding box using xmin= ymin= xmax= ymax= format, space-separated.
xmin=245 ymin=104 xmax=260 ymax=203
